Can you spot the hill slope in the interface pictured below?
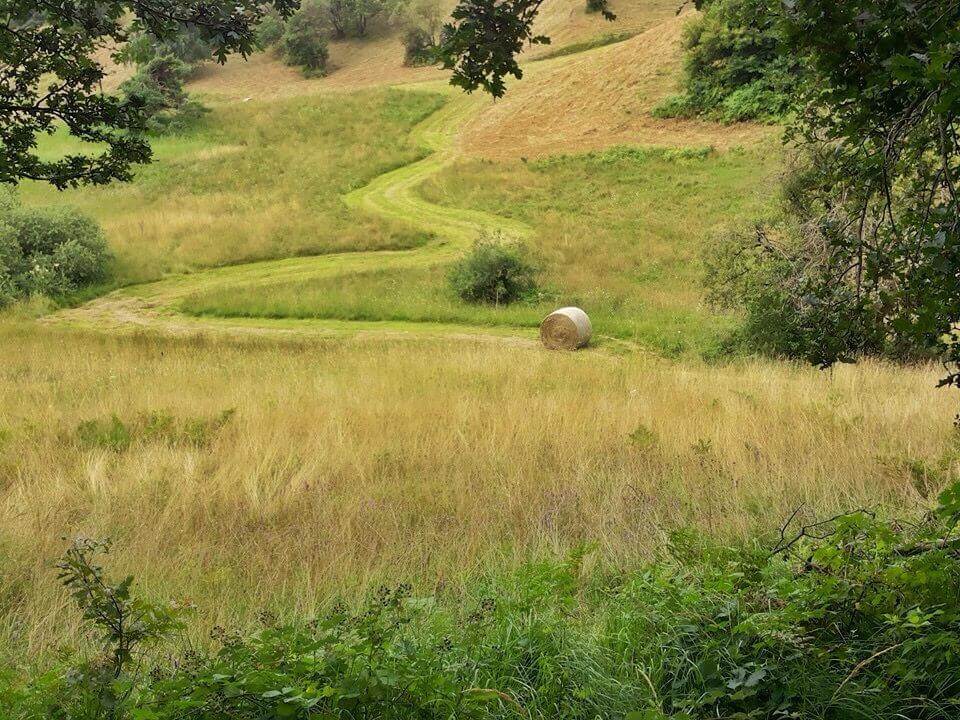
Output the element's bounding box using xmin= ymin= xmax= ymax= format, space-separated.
xmin=461 ymin=13 xmax=773 ymax=159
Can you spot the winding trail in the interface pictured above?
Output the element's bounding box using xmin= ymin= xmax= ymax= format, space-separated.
xmin=45 ymin=92 xmax=539 ymax=343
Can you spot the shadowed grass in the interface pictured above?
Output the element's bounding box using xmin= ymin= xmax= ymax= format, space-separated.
xmin=533 ymin=31 xmax=639 ymax=62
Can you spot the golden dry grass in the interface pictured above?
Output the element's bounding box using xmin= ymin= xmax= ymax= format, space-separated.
xmin=461 ymin=12 xmax=776 ymax=159
xmin=184 ymin=0 xmax=681 ymax=102
xmin=530 ymin=0 xmax=680 ymax=52
xmin=187 ymin=28 xmax=446 ymax=103
xmin=2 ymin=322 xmax=956 ymax=657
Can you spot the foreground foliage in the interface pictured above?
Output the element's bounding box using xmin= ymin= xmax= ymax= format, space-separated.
xmin=4 ymin=483 xmax=959 ymax=719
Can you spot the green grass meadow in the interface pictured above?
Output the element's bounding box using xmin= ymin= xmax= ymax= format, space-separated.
xmin=21 ymin=89 xmax=446 ymax=286
xmin=183 ymin=144 xmax=781 ymax=355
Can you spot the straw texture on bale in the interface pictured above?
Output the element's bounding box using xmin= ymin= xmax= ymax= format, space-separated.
xmin=540 ymin=307 xmax=592 ymax=350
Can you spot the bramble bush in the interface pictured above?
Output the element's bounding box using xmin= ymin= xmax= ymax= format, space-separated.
xmin=3 ymin=479 xmax=959 ymax=719
xmin=448 ymin=232 xmax=540 ymax=305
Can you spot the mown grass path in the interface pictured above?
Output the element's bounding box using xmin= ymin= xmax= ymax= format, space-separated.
xmin=45 ymin=91 xmax=540 ymax=343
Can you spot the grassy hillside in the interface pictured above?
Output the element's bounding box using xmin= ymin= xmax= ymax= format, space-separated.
xmin=6 ymin=8 xmax=957 ymax=713
xmin=184 ymin=144 xmax=780 ymax=355
xmin=20 ymin=90 xmax=446 ymax=285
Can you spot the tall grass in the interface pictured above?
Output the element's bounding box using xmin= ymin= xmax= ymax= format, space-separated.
xmin=18 ymin=89 xmax=446 ymax=285
xmin=1 ymin=321 xmax=955 ymax=662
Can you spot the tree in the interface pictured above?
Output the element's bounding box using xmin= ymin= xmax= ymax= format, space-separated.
xmin=322 ymin=0 xmax=385 ymax=38
xmin=394 ymin=0 xmax=446 ymax=65
xmin=777 ymin=0 xmax=960 ymax=382
xmin=706 ymin=1 xmax=960 ymax=376
xmin=119 ymin=55 xmax=208 ymax=133
xmin=117 ymin=24 xmax=216 ymax=72
xmin=0 ymin=0 xmax=297 ymax=189
xmin=438 ymin=0 xmax=550 ymax=97
xmin=281 ymin=3 xmax=330 ymax=76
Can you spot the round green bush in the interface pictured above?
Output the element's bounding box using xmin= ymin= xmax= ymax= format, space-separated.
xmin=448 ymin=233 xmax=539 ymax=305
xmin=0 ymin=205 xmax=110 ymax=304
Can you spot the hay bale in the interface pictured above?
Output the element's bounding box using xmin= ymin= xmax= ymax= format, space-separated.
xmin=540 ymin=307 xmax=592 ymax=350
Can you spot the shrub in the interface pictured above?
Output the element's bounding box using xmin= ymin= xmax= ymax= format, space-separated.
xmin=706 ymin=145 xmax=956 ymax=367
xmin=448 ymin=233 xmax=539 ymax=305
xmin=118 ymin=25 xmax=213 ymax=72
xmin=585 ymin=0 xmax=610 ymax=14
xmin=119 ymin=55 xmax=207 ymax=134
xmin=0 ymin=204 xmax=110 ymax=304
xmin=281 ymin=3 xmax=330 ymax=76
xmin=255 ymin=9 xmax=287 ymax=48
xmin=402 ymin=27 xmax=436 ymax=66
xmin=656 ymin=0 xmax=801 ymax=123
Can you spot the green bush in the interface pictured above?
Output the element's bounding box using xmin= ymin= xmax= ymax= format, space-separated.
xmin=280 ymin=2 xmax=330 ymax=77
xmin=585 ymin=0 xmax=610 ymax=14
xmin=6 ymin=483 xmax=960 ymax=720
xmin=118 ymin=25 xmax=213 ymax=72
xmin=255 ymin=9 xmax=287 ymax=48
xmin=705 ymin=148 xmax=947 ymax=367
xmin=655 ymin=0 xmax=801 ymax=123
xmin=0 ymin=198 xmax=110 ymax=306
xmin=402 ymin=27 xmax=436 ymax=66
xmin=704 ymin=220 xmax=809 ymax=358
xmin=120 ymin=55 xmax=207 ymax=134
xmin=448 ymin=233 xmax=539 ymax=305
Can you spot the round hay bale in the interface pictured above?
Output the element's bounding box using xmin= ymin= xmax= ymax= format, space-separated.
xmin=540 ymin=307 xmax=592 ymax=350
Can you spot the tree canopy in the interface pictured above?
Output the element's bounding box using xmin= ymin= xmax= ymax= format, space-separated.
xmin=0 ymin=0 xmax=296 ymax=188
